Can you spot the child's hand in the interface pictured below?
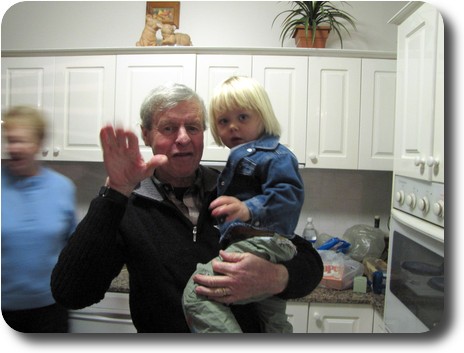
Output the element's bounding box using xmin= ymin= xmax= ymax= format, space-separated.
xmin=209 ymin=196 xmax=251 ymax=223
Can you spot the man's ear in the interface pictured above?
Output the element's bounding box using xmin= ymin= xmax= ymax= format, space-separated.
xmin=141 ymin=126 xmax=150 ymax=146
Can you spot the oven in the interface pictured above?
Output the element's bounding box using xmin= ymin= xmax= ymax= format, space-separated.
xmin=384 ymin=175 xmax=444 ymax=333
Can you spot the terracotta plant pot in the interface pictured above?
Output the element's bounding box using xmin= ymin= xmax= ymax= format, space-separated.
xmin=293 ymin=25 xmax=331 ymax=48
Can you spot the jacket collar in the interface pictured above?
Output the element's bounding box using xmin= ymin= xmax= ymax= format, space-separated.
xmin=132 ymin=165 xmax=219 ymax=202
xmin=244 ymin=134 xmax=279 ymax=151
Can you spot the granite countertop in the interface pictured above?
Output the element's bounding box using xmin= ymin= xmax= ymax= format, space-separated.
xmin=292 ymin=287 xmax=384 ymax=315
xmin=109 ymin=267 xmax=384 ymax=315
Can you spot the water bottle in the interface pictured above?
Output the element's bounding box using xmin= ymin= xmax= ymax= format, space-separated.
xmin=302 ymin=217 xmax=318 ymax=243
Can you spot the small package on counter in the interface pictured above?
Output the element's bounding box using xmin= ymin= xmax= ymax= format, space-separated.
xmin=362 ymin=257 xmax=387 ymax=282
xmin=318 ymin=250 xmax=364 ymax=290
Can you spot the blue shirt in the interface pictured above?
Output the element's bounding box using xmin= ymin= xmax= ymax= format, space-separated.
xmin=1 ymin=166 xmax=77 ymax=310
xmin=217 ymin=134 xmax=304 ymax=243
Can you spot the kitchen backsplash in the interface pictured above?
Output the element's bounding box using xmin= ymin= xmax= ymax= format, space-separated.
xmin=47 ymin=162 xmax=392 ymax=238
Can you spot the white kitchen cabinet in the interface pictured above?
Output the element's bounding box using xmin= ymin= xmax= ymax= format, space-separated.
xmin=307 ymin=303 xmax=373 ymax=333
xmin=306 ymin=57 xmax=396 ymax=171
xmin=358 ymin=59 xmax=396 ymax=171
xmin=1 ymin=55 xmax=116 ymax=161
xmin=196 ymin=54 xmax=307 ymax=164
xmin=392 ymin=3 xmax=444 ymax=182
xmin=53 ymin=55 xmax=116 ymax=161
xmin=114 ymin=54 xmax=196 ymax=161
xmin=1 ymin=57 xmax=55 ymax=160
xmin=253 ymin=55 xmax=308 ymax=164
xmin=372 ymin=309 xmax=386 ymax=333
xmin=196 ymin=54 xmax=252 ymax=162
xmin=2 ymin=49 xmax=396 ymax=168
xmin=285 ymin=302 xmax=309 ymax=333
xmin=306 ymin=57 xmax=361 ymax=169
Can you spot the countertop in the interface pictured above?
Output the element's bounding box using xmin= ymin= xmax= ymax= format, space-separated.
xmin=109 ymin=267 xmax=385 ymax=316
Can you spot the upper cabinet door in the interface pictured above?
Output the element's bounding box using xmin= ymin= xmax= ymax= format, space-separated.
xmin=1 ymin=57 xmax=55 ymax=160
xmin=115 ymin=54 xmax=196 ymax=161
xmin=53 ymin=56 xmax=116 ymax=161
xmin=394 ymin=3 xmax=440 ymax=181
xmin=306 ymin=57 xmax=361 ymax=169
xmin=196 ymin=55 xmax=252 ymax=162
xmin=432 ymin=14 xmax=444 ymax=183
xmin=253 ymin=55 xmax=308 ymax=165
xmin=358 ymin=59 xmax=396 ymax=171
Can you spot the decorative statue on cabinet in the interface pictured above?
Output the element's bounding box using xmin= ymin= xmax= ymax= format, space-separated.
xmin=136 ymin=14 xmax=161 ymax=46
xmin=160 ymin=24 xmax=192 ymax=46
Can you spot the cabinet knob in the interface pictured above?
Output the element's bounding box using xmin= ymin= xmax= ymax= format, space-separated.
xmin=42 ymin=147 xmax=49 ymax=157
xmin=53 ymin=147 xmax=60 ymax=157
xmin=313 ymin=312 xmax=323 ymax=327
xmin=414 ymin=156 xmax=425 ymax=166
xmin=308 ymin=153 xmax=318 ymax=163
xmin=427 ymin=156 xmax=440 ymax=167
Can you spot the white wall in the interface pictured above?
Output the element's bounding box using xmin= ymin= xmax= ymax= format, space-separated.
xmin=1 ymin=1 xmax=407 ymax=51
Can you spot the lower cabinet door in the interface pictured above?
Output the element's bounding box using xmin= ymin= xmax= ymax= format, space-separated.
xmin=308 ymin=303 xmax=373 ymax=333
xmin=285 ymin=302 xmax=309 ymax=333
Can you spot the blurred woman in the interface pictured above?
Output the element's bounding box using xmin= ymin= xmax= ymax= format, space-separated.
xmin=1 ymin=106 xmax=77 ymax=332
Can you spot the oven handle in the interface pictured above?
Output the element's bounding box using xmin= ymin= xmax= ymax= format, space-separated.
xmin=391 ymin=209 xmax=444 ymax=242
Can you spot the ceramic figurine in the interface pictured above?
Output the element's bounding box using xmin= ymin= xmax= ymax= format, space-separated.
xmin=160 ymin=24 xmax=192 ymax=46
xmin=136 ymin=15 xmax=161 ymax=46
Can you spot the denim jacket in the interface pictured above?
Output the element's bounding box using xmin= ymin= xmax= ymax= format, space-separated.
xmin=217 ymin=134 xmax=304 ymax=244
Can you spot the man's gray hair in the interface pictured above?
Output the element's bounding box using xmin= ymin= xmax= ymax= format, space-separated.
xmin=139 ymin=82 xmax=207 ymax=130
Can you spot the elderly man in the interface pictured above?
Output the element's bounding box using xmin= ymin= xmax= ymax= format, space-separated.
xmin=51 ymin=82 xmax=323 ymax=333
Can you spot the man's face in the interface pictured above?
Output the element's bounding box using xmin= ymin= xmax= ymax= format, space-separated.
xmin=142 ymin=100 xmax=204 ymax=187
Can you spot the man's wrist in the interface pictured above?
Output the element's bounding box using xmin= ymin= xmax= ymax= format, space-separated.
xmin=271 ymin=263 xmax=289 ymax=295
xmin=98 ymin=185 xmax=129 ymax=204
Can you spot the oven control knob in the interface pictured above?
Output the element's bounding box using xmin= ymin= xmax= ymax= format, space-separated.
xmin=405 ymin=193 xmax=416 ymax=208
xmin=418 ymin=197 xmax=430 ymax=213
xmin=433 ymin=200 xmax=444 ymax=218
xmin=395 ymin=190 xmax=405 ymax=204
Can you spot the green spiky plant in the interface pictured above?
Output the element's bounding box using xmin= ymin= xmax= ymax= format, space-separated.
xmin=273 ymin=1 xmax=357 ymax=48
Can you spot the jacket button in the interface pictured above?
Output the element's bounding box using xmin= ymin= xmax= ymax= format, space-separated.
xmin=247 ymin=148 xmax=253 ymax=153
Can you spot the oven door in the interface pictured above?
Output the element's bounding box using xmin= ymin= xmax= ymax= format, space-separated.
xmin=385 ymin=209 xmax=444 ymax=333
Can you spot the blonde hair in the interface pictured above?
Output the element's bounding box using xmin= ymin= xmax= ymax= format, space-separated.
xmin=208 ymin=76 xmax=281 ymax=146
xmin=2 ymin=106 xmax=47 ymax=143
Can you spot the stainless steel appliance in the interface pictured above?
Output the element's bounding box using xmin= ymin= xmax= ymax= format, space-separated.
xmin=384 ymin=175 xmax=444 ymax=333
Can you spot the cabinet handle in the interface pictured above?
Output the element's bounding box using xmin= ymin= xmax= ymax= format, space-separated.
xmin=53 ymin=147 xmax=60 ymax=157
xmin=42 ymin=147 xmax=49 ymax=157
xmin=308 ymin=153 xmax=318 ymax=163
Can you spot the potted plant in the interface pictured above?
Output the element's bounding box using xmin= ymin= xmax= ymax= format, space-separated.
xmin=273 ymin=1 xmax=357 ymax=48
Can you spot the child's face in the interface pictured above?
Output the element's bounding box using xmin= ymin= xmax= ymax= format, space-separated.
xmin=215 ymin=108 xmax=264 ymax=149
